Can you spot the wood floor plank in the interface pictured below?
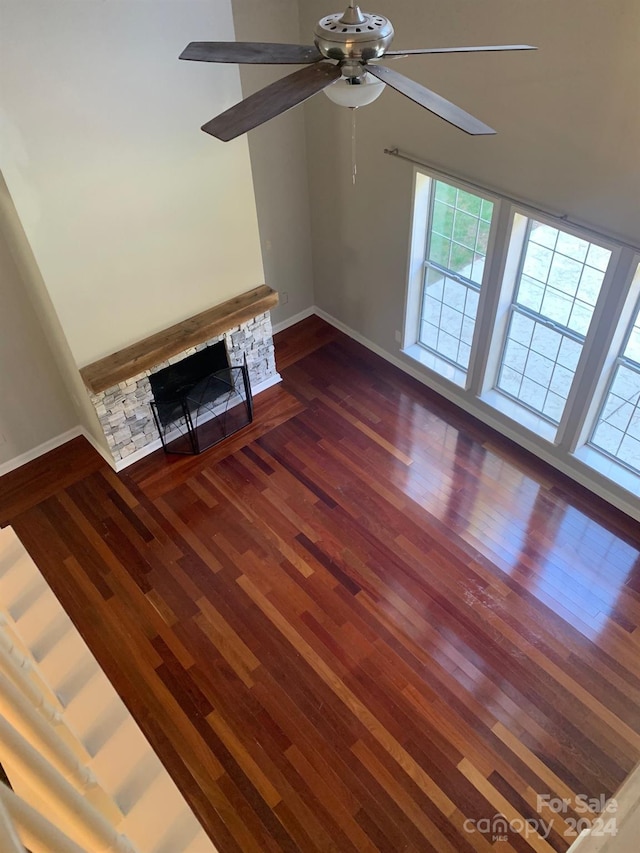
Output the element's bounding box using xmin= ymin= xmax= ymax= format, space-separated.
xmin=3 ymin=316 xmax=640 ymax=851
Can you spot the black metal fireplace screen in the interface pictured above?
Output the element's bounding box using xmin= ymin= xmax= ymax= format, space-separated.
xmin=149 ymin=341 xmax=253 ymax=455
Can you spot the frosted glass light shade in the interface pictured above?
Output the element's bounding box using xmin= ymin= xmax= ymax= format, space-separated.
xmin=324 ymin=72 xmax=385 ymax=108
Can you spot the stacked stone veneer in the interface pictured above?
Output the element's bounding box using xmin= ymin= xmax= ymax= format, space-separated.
xmin=90 ymin=312 xmax=276 ymax=463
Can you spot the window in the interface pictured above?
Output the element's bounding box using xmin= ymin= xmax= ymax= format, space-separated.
xmin=404 ymin=164 xmax=639 ymax=509
xmin=590 ymin=299 xmax=640 ymax=474
xmin=495 ymin=220 xmax=611 ymax=424
xmin=418 ymin=180 xmax=494 ymax=372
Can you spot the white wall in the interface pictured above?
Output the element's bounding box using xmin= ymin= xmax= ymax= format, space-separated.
xmin=231 ymin=0 xmax=315 ymax=327
xmin=0 ymin=0 xmax=265 ymax=367
xmin=300 ymin=0 xmax=640 ymax=353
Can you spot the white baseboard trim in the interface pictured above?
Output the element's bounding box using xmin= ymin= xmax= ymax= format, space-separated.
xmin=6 ymin=310 xmax=636 ymax=521
xmin=272 ymin=306 xmax=316 ymax=334
xmin=0 ymin=427 xmax=84 ymax=478
xmin=113 ymin=437 xmax=163 ymax=472
xmin=0 ymin=373 xmax=285 ymax=478
xmin=252 ymin=372 xmax=283 ymax=394
xmin=112 ymin=372 xmax=282 ymax=472
xmin=80 ymin=428 xmax=118 ymax=470
xmin=313 ymin=307 xmax=640 ymax=522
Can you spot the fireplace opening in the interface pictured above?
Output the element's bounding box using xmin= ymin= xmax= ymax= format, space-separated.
xmin=149 ymin=341 xmax=253 ymax=455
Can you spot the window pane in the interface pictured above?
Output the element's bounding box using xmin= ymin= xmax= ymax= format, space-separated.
xmin=547 ymin=253 xmax=583 ymax=297
xmin=523 ymin=243 xmax=552 ymax=282
xmin=589 ymin=293 xmax=640 ymax=475
xmin=420 ymin=269 xmax=480 ymax=370
xmin=495 ymin=220 xmax=612 ymax=423
xmin=497 ymin=311 xmax=576 ymax=423
xmin=589 ymin=293 xmax=640 ymax=474
xmin=576 ymin=265 xmax=604 ymax=305
xmin=419 ymin=180 xmax=494 ymax=371
xmin=557 ymin=337 xmax=581 ymax=371
xmin=477 ymin=219 xmax=491 ymax=254
xmin=529 ymin=222 xmax=558 ymax=250
xmin=586 ymin=243 xmax=611 ymax=272
xmin=556 ymin=231 xmax=589 ymax=263
xmin=435 ymin=181 xmax=457 ymax=204
xmin=453 ymin=210 xmax=478 ymax=249
xmin=590 ymin=364 xmax=640 ymax=473
xmin=432 ymin=201 xmax=454 ymax=238
xmin=515 ymin=221 xmax=610 ymax=336
xmin=480 ymin=199 xmax=493 ymax=222
xmin=510 ymin=311 xmax=535 ymax=347
xmin=428 ymin=234 xmax=451 ymax=267
xmin=448 ymin=244 xmax=475 ymax=277
xmin=457 ymin=189 xmax=482 ymax=216
xmin=623 ymin=312 xmax=640 ymax=363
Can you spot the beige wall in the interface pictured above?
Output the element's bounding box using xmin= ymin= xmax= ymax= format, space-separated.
xmin=300 ymin=0 xmax=640 ymax=352
xmin=0 ymin=181 xmax=77 ymax=465
xmin=0 ymin=0 xmax=265 ymax=366
xmin=0 ymin=174 xmax=111 ymax=461
xmin=3 ymin=0 xmax=638 ymax=472
xmin=231 ymin=0 xmax=315 ymax=327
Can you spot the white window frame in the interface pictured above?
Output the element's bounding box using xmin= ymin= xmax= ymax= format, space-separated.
xmin=403 ymin=162 xmax=640 ymax=511
xmin=572 ymin=255 xmax=640 ymax=493
xmin=481 ymin=208 xmax=622 ymax=442
xmin=403 ymin=167 xmax=502 ymax=389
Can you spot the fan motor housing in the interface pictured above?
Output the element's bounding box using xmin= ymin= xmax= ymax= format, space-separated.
xmin=314 ymin=9 xmax=394 ymax=62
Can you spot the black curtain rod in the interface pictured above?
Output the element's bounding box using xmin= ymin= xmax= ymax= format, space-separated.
xmin=383 ymin=147 xmax=640 ymax=255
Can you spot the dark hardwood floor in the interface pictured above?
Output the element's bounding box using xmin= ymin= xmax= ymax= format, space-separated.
xmin=2 ymin=315 xmax=640 ymax=852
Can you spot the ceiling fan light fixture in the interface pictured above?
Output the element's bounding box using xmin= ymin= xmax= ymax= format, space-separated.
xmin=181 ymin=2 xmax=536 ymax=140
xmin=324 ymin=72 xmax=385 ymax=108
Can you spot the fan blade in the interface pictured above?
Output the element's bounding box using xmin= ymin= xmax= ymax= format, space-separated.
xmin=202 ymin=62 xmax=342 ymax=141
xmin=384 ymin=44 xmax=537 ymax=57
xmin=365 ymin=64 xmax=495 ymax=135
xmin=180 ymin=42 xmax=323 ymax=65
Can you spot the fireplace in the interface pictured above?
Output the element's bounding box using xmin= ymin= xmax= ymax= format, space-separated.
xmin=148 ymin=341 xmax=253 ymax=455
xmin=149 ymin=341 xmax=230 ymax=411
xmin=79 ymin=286 xmax=279 ymax=468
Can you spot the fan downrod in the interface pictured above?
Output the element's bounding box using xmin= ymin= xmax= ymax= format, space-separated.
xmin=339 ymin=4 xmax=367 ymax=25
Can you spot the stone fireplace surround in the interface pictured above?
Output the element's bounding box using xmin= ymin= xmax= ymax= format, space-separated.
xmin=80 ymin=286 xmax=279 ymax=467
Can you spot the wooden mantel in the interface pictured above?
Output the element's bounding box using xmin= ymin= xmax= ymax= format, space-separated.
xmin=80 ymin=285 xmax=278 ymax=394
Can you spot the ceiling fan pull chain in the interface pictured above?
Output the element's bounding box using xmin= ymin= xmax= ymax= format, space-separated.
xmin=351 ymin=107 xmax=357 ymax=186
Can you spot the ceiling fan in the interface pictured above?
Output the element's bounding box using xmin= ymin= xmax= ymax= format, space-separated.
xmin=180 ymin=3 xmax=535 ymax=141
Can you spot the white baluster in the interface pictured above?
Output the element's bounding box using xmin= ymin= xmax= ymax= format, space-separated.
xmin=0 ymin=791 xmax=25 ymax=853
xmin=0 ymin=615 xmax=62 ymax=719
xmin=0 ymin=671 xmax=123 ymax=823
xmin=0 ymin=717 xmax=138 ymax=853
xmin=0 ymin=782 xmax=89 ymax=853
